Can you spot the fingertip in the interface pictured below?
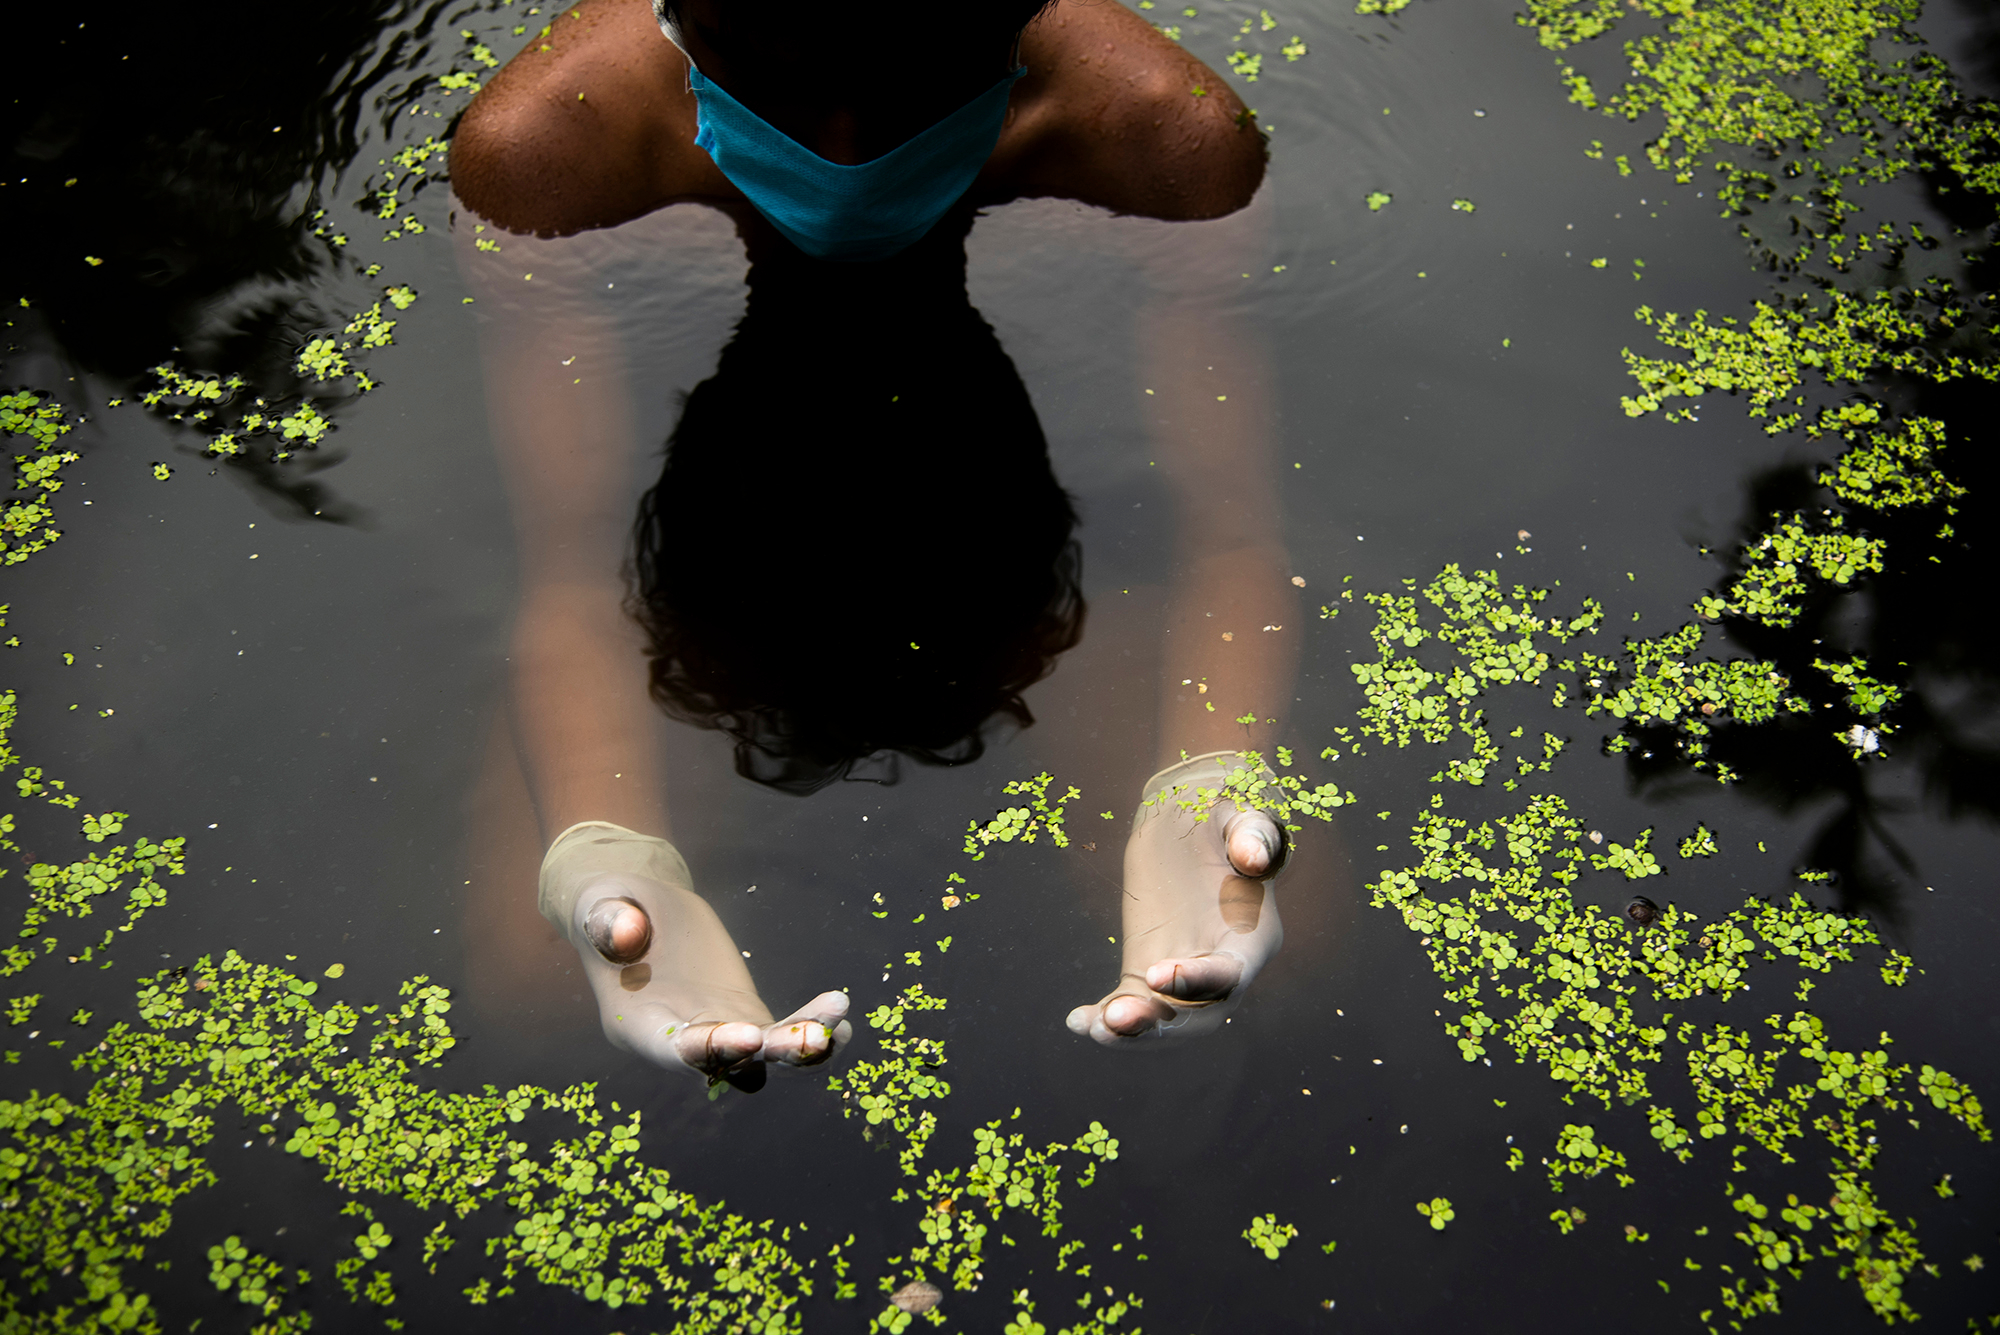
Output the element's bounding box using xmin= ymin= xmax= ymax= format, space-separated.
xmin=1102 ymin=994 xmax=1162 ymax=1037
xmin=1223 ymin=810 xmax=1283 ymax=877
xmin=1065 ymin=1005 xmax=1094 ymax=1036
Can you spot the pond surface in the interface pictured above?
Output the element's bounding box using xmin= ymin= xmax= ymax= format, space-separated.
xmin=3 ymin=0 xmax=1998 ymax=1331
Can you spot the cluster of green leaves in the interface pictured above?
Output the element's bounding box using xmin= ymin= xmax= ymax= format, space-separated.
xmin=294 ymin=288 xmax=415 ymax=393
xmin=964 ymin=773 xmax=1082 ymax=859
xmin=205 ymin=1234 xmax=291 ymax=1317
xmin=1716 ymin=1172 xmax=1925 ymax=1324
xmin=1619 ymin=291 xmax=1992 ymax=429
xmin=1413 ymin=1198 xmax=1455 ymax=1231
xmin=365 ymin=138 xmax=450 ymax=239
xmin=0 ymin=690 xmax=186 ymax=980
xmin=1815 ymin=655 xmax=1901 ymax=717
xmin=866 ymin=1114 xmax=1123 ymax=1312
xmin=1692 ymin=512 xmax=1884 ymax=630
xmin=1242 ymin=1213 xmax=1297 ymax=1258
xmin=1814 ymin=411 xmax=1962 ymax=512
xmin=0 ymin=389 xmax=80 ymax=567
xmin=830 ymin=984 xmax=953 ymax=1175
xmin=2 ymin=950 xmax=820 ymax=1333
xmin=1520 ymin=0 xmax=1996 ymax=748
xmin=135 ymin=284 xmax=416 ymax=463
xmin=1151 ymin=750 xmax=1354 ymax=833
xmin=1546 ymin=1124 xmax=1630 ymax=1193
xmin=0 ymin=755 xmax=1138 ymax=1335
xmin=1203 ymin=3 xmax=1301 ymax=83
xmin=1613 ymin=293 xmax=1973 ymax=653
xmin=807 ymin=950 xmax=1138 ymax=1330
xmin=1350 ymin=566 xmax=1987 ymax=1322
xmin=1339 ymin=565 xmax=1601 ymax=790
xmin=1516 ymin=0 xmax=2000 ymax=240
xmin=1575 ymin=621 xmax=1810 ymax=776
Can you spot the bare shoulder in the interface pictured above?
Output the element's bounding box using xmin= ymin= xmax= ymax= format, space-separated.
xmin=982 ymin=0 xmax=1267 ymax=221
xmin=451 ymin=0 xmax=729 ymax=236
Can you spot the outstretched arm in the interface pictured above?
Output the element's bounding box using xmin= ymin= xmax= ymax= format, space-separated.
xmin=1068 ymin=193 xmax=1301 ymax=1044
xmin=453 ymin=205 xmax=849 ymax=1080
xmin=458 ymin=222 xmax=674 ymax=844
xmin=1140 ymin=291 xmax=1299 ymax=768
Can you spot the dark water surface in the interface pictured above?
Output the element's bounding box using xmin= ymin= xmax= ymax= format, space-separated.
xmin=4 ymin=0 xmax=1998 ymax=1330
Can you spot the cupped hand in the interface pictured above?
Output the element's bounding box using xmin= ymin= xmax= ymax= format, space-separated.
xmin=1067 ymin=757 xmax=1287 ymax=1045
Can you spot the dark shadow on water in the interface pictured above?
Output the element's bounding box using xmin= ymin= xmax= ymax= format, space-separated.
xmin=628 ymin=217 xmax=1086 ymax=793
xmin=1 ymin=0 xmax=447 ymax=523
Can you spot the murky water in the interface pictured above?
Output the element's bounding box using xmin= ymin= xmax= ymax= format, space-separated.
xmin=4 ymin=0 xmax=1998 ymax=1330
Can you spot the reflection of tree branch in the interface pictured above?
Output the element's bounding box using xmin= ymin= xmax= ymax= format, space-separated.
xmin=1612 ymin=342 xmax=2000 ymax=914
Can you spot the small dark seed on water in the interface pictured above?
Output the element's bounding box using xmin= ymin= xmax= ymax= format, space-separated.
xmin=1626 ymin=896 xmax=1659 ymax=927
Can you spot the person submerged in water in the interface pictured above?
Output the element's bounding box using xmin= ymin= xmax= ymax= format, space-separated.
xmin=454 ymin=0 xmax=1301 ymax=1088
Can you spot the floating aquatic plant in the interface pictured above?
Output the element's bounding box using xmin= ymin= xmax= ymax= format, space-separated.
xmin=0 ymin=389 xmax=78 ymax=567
xmin=1414 ymin=1197 xmax=1455 ymax=1231
xmin=1243 ymin=1213 xmax=1298 ymax=1258
xmin=1347 ymin=561 xmax=1986 ymax=1323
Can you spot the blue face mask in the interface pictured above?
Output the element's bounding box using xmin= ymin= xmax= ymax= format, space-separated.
xmin=656 ymin=11 xmax=1025 ymax=262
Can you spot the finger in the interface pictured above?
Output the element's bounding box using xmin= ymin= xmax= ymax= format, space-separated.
xmin=672 ymin=1019 xmax=767 ymax=1075
xmin=582 ymin=896 xmax=653 ymax=964
xmin=1066 ymin=995 xmax=1169 ymax=1044
xmin=1144 ymin=952 xmax=1244 ymax=1001
xmin=1101 ymin=991 xmax=1175 ymax=1037
xmin=1222 ymin=809 xmax=1285 ymax=879
xmin=763 ymin=990 xmax=853 ymax=1066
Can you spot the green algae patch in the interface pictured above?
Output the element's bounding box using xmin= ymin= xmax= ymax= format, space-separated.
xmin=1518 ymin=0 xmax=1995 ymax=742
xmin=964 ymin=773 xmax=1082 ymax=858
xmin=139 ymin=284 xmax=419 ymax=464
xmin=2 ymin=951 xmax=815 ymax=1332
xmin=3 ymin=937 xmax=1137 ymax=1334
xmin=1517 ymin=0 xmax=2000 ymax=222
xmin=1347 ymin=562 xmax=1988 ymax=1324
xmin=0 ymin=389 xmax=79 ymax=568
xmin=1619 ymin=292 xmax=1994 ymax=431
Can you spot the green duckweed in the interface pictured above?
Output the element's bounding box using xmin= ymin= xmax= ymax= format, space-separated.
xmin=1339 ymin=562 xmax=1986 ymax=1323
xmin=1243 ymin=1214 xmax=1297 ymax=1258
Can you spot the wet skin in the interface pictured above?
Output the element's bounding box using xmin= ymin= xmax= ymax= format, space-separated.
xmin=451 ymin=0 xmax=1268 ymax=238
